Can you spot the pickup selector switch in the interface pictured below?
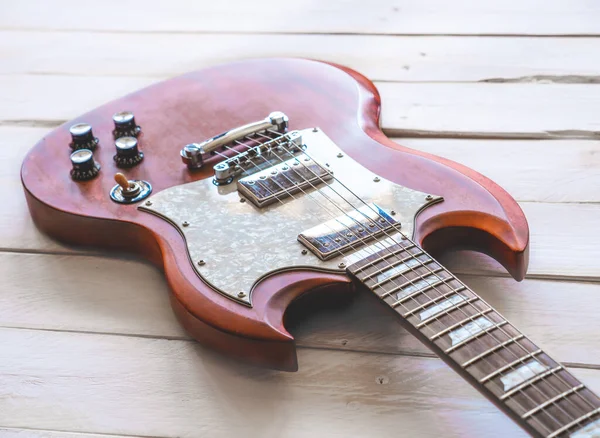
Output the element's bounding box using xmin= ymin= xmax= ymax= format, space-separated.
xmin=70 ymin=149 xmax=100 ymax=181
xmin=110 ymin=172 xmax=152 ymax=204
xmin=114 ymin=136 xmax=144 ymax=168
xmin=69 ymin=123 xmax=98 ymax=151
xmin=112 ymin=111 xmax=141 ymax=138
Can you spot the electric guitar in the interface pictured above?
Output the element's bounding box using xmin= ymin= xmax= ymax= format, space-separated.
xmin=20 ymin=58 xmax=600 ymax=438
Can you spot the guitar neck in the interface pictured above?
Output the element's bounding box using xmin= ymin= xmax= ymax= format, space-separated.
xmin=346 ymin=235 xmax=600 ymax=438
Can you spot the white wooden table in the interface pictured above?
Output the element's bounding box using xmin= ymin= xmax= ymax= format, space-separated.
xmin=1 ymin=1 xmax=599 ymax=437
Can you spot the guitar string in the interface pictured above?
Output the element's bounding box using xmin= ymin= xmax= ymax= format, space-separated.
xmin=224 ymin=135 xmax=563 ymax=437
xmin=259 ymin=130 xmax=597 ymax=425
xmin=262 ymin=131 xmax=599 ymax=427
xmin=254 ymin=133 xmax=593 ymax=429
xmin=258 ymin=129 xmax=598 ymax=425
xmin=218 ymin=132 xmax=576 ymax=433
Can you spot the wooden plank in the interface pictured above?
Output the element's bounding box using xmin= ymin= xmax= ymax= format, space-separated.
xmin=0 ymin=429 xmax=138 ymax=438
xmin=2 ymin=127 xmax=600 ymax=277
xmin=439 ymin=202 xmax=600 ymax=281
xmin=4 ymin=31 xmax=600 ymax=83
xmin=4 ymin=328 xmax=600 ymax=438
xmin=378 ymin=82 xmax=600 ymax=138
xmin=1 ymin=252 xmax=599 ymax=366
xmin=6 ymin=128 xmax=600 ymax=204
xmin=399 ymin=138 xmax=600 ymax=203
xmin=3 ymin=76 xmax=600 ymax=139
xmin=1 ymin=0 xmax=599 ymax=35
xmin=0 ymin=127 xmax=74 ymax=254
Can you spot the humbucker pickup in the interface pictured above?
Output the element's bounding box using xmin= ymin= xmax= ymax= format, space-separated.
xmin=237 ymin=155 xmax=333 ymax=207
xmin=298 ymin=203 xmax=400 ymax=260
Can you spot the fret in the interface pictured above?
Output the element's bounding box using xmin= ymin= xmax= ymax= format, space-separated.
xmin=522 ymin=384 xmax=586 ymax=419
xmin=462 ymin=334 xmax=526 ymax=368
xmin=430 ymin=308 xmax=494 ymax=341
xmin=480 ymin=349 xmax=543 ymax=384
xmin=445 ymin=320 xmax=508 ymax=353
xmin=352 ymin=244 xmax=417 ymax=274
xmin=348 ymin=237 xmax=600 ymax=438
xmin=548 ymin=408 xmax=600 ymax=438
xmin=500 ymin=365 xmax=564 ymax=400
xmin=403 ymin=285 xmax=467 ymax=317
xmin=415 ymin=296 xmax=478 ymax=328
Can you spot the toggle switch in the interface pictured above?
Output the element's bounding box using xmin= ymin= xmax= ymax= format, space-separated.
xmin=109 ymin=172 xmax=152 ymax=204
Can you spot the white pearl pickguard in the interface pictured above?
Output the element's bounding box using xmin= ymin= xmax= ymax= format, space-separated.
xmin=139 ymin=128 xmax=441 ymax=305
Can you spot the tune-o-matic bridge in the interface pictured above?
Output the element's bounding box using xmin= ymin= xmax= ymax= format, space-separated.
xmin=213 ymin=130 xmax=304 ymax=185
xmin=298 ymin=204 xmax=400 ymax=260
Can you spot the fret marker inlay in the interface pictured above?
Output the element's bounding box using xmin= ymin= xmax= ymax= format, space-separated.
xmin=376 ymin=258 xmax=422 ymax=283
xmin=396 ymin=274 xmax=442 ymax=301
xmin=571 ymin=418 xmax=600 ymax=438
xmin=419 ymin=294 xmax=466 ymax=321
xmin=500 ymin=360 xmax=548 ymax=391
xmin=349 ymin=239 xmax=600 ymax=438
xmin=449 ymin=316 xmax=494 ymax=345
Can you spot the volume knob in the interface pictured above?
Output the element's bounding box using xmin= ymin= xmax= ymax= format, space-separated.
xmin=114 ymin=136 xmax=144 ymax=168
xmin=70 ymin=149 xmax=100 ymax=181
xmin=112 ymin=111 xmax=141 ymax=138
xmin=69 ymin=123 xmax=98 ymax=151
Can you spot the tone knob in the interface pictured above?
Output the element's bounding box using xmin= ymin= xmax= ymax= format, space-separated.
xmin=70 ymin=149 xmax=100 ymax=181
xmin=112 ymin=111 xmax=141 ymax=138
xmin=113 ymin=136 xmax=144 ymax=168
xmin=69 ymin=123 xmax=98 ymax=151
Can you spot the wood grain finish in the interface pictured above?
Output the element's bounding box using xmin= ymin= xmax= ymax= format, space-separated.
xmin=6 ymin=1 xmax=600 ymax=437
xmin=21 ymin=58 xmax=529 ymax=372
xmin=3 ymin=0 xmax=599 ymax=35
xmin=5 ymin=327 xmax=600 ymax=438
xmin=5 ymin=31 xmax=600 ymax=83
xmin=0 ymin=252 xmax=599 ymax=365
xmin=5 ymin=76 xmax=600 ymax=139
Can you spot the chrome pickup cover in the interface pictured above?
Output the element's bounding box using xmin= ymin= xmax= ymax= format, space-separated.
xmin=237 ymin=155 xmax=333 ymax=207
xmin=298 ymin=203 xmax=400 ymax=260
xmin=139 ymin=128 xmax=441 ymax=305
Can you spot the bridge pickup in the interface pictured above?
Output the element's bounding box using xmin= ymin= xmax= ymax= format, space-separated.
xmin=298 ymin=204 xmax=400 ymax=260
xmin=237 ymin=155 xmax=333 ymax=207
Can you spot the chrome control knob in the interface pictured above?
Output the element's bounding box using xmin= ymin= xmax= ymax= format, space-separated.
xmin=69 ymin=123 xmax=98 ymax=151
xmin=113 ymin=136 xmax=144 ymax=168
xmin=70 ymin=149 xmax=100 ymax=181
xmin=112 ymin=111 xmax=141 ymax=138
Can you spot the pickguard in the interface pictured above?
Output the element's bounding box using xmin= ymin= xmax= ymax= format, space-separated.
xmin=139 ymin=129 xmax=440 ymax=305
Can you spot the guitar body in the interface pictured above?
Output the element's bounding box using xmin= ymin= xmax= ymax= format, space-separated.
xmin=21 ymin=58 xmax=528 ymax=372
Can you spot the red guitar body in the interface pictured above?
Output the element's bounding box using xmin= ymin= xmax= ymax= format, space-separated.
xmin=21 ymin=58 xmax=529 ymax=371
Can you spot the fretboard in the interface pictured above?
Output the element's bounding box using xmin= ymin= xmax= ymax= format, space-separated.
xmin=346 ymin=235 xmax=600 ymax=438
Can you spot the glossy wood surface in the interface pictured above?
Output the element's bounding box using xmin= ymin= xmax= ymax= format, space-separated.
xmin=21 ymin=58 xmax=530 ymax=371
xmin=7 ymin=3 xmax=600 ymax=436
